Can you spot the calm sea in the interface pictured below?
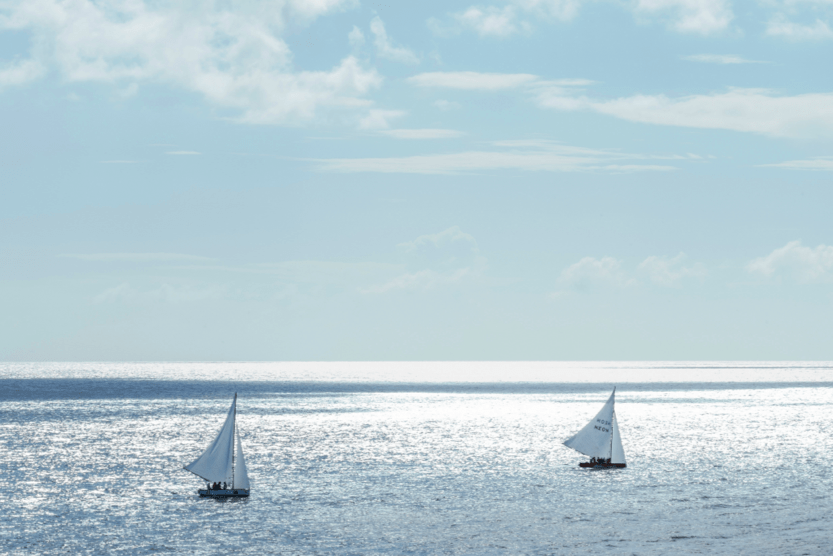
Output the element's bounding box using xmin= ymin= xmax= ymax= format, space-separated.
xmin=1 ymin=362 xmax=831 ymax=555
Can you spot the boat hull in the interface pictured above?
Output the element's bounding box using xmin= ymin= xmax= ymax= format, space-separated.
xmin=579 ymin=462 xmax=626 ymax=468
xmin=198 ymin=489 xmax=250 ymax=498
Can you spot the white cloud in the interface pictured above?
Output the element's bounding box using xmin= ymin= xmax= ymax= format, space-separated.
xmin=408 ymin=71 xmax=539 ymax=90
xmin=517 ymin=0 xmax=582 ymax=20
xmin=348 ymin=25 xmax=365 ymax=47
xmin=0 ymin=58 xmax=44 ymax=88
xmin=312 ymin=140 xmax=678 ymax=174
xmin=748 ymin=241 xmax=833 ymax=283
xmin=380 ymin=128 xmax=464 ymax=139
xmin=364 ymin=226 xmax=485 ymax=293
xmin=762 ymin=156 xmax=833 ymax=171
xmin=638 ymin=253 xmax=705 ymax=286
xmin=537 ymin=87 xmax=833 ymax=138
xmin=358 ymin=109 xmax=406 ymax=130
xmin=557 ymin=256 xmax=635 ymax=291
xmin=361 ymin=268 xmax=472 ymax=293
xmin=634 ymin=0 xmax=733 ymax=34
xmin=433 ymin=99 xmax=461 ymax=110
xmin=369 ymin=16 xmax=419 ymax=64
xmin=683 ymin=54 xmax=765 ymax=64
xmin=455 ymin=6 xmax=521 ymax=37
xmin=767 ymin=16 xmax=833 ymax=40
xmin=94 ymin=283 xmax=226 ymax=304
xmin=61 ymin=253 xmax=216 ymax=263
xmin=0 ymin=0 xmax=380 ymax=125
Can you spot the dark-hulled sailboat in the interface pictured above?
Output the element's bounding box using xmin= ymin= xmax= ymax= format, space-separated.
xmin=184 ymin=393 xmax=251 ymax=497
xmin=563 ymin=388 xmax=626 ymax=468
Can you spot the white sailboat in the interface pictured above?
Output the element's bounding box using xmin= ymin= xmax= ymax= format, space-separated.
xmin=184 ymin=393 xmax=251 ymax=497
xmin=563 ymin=388 xmax=627 ymax=468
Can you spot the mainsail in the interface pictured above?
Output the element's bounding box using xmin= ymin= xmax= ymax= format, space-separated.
xmin=184 ymin=393 xmax=249 ymax=488
xmin=564 ymin=388 xmax=626 ymax=464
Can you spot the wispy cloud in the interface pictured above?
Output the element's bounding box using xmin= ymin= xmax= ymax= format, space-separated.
xmin=358 ymin=109 xmax=406 ymax=130
xmin=748 ymin=241 xmax=833 ymax=283
xmin=634 ymin=0 xmax=733 ymax=34
xmin=761 ymin=157 xmax=833 ymax=171
xmin=380 ymin=129 xmax=464 ymax=139
xmin=370 ymin=16 xmax=419 ymax=64
xmin=454 ymin=6 xmax=523 ymax=37
xmin=408 ymin=71 xmax=539 ymax=90
xmin=363 ymin=226 xmax=486 ymax=293
xmin=0 ymin=58 xmax=44 ymax=88
xmin=537 ymin=87 xmax=833 ymax=138
xmin=638 ymin=253 xmax=706 ymax=286
xmin=311 ymin=140 xmax=678 ymax=174
xmin=683 ymin=54 xmax=765 ymax=64
xmin=766 ymin=16 xmax=833 ymax=40
xmin=94 ymin=283 xmax=226 ymax=304
xmin=61 ymin=253 xmax=216 ymax=263
xmin=554 ymin=256 xmax=635 ymax=295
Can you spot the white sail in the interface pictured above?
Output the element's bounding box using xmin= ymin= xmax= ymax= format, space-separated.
xmin=563 ymin=389 xmax=616 ymax=459
xmin=233 ymin=428 xmax=250 ymax=490
xmin=611 ymin=412 xmax=626 ymax=464
xmin=184 ymin=395 xmax=237 ymax=484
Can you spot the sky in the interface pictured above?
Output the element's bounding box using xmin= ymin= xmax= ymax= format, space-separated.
xmin=1 ymin=0 xmax=833 ymax=361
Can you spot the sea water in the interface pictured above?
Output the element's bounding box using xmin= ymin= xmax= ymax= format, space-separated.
xmin=1 ymin=362 xmax=831 ymax=555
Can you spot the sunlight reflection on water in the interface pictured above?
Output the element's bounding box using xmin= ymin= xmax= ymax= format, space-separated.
xmin=0 ymin=362 xmax=831 ymax=554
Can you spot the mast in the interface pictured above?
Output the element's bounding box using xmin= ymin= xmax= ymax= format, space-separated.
xmin=232 ymin=392 xmax=236 ymax=487
xmin=609 ymin=387 xmax=616 ymax=460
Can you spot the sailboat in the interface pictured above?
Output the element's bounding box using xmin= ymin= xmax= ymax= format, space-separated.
xmin=563 ymin=388 xmax=626 ymax=468
xmin=184 ymin=393 xmax=251 ymax=497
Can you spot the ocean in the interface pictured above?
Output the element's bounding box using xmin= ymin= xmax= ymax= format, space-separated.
xmin=1 ymin=362 xmax=831 ymax=555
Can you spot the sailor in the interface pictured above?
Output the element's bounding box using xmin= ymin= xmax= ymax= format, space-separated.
xmin=222 ymin=482 xmax=227 ymax=490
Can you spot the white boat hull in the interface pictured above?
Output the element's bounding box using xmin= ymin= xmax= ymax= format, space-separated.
xmin=198 ymin=489 xmax=249 ymax=498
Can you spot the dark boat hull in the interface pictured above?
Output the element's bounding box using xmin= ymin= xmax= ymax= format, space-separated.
xmin=198 ymin=489 xmax=250 ymax=497
xmin=579 ymin=462 xmax=626 ymax=468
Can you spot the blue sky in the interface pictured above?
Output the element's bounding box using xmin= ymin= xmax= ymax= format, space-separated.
xmin=2 ymin=0 xmax=833 ymax=361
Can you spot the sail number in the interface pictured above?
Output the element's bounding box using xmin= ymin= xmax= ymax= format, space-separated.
xmin=594 ymin=418 xmax=610 ymax=433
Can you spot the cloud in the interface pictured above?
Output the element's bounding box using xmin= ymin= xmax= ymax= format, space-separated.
xmin=766 ymin=16 xmax=833 ymax=40
xmin=166 ymin=151 xmax=201 ymax=155
xmin=747 ymin=241 xmax=833 ymax=283
xmin=358 ymin=109 xmax=406 ymax=130
xmin=638 ymin=253 xmax=706 ymax=286
xmin=634 ymin=0 xmax=733 ymax=34
xmin=433 ymin=99 xmax=461 ymax=110
xmin=363 ymin=226 xmax=486 ymax=293
xmin=311 ymin=140 xmax=678 ymax=174
xmin=0 ymin=0 xmax=380 ymax=125
xmin=454 ymin=6 xmax=521 ymax=37
xmin=408 ymin=71 xmax=539 ymax=90
xmin=761 ymin=156 xmax=833 ymax=171
xmin=380 ymin=128 xmax=464 ymax=139
xmin=556 ymin=256 xmax=635 ymax=292
xmin=348 ymin=25 xmax=365 ymax=47
xmin=369 ymin=16 xmax=419 ymax=64
xmin=537 ymin=87 xmax=833 ymax=138
xmin=93 ymin=283 xmax=226 ymax=304
xmin=61 ymin=253 xmax=216 ymax=263
xmin=0 ymin=58 xmax=44 ymax=88
xmin=683 ymin=54 xmax=765 ymax=64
